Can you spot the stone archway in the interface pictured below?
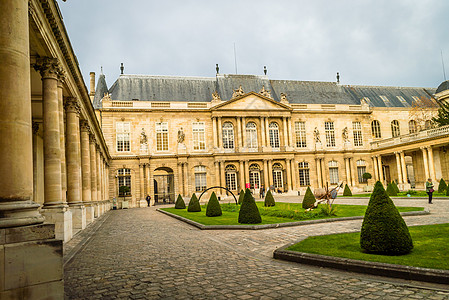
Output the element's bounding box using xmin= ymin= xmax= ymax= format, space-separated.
xmin=153 ymin=167 xmax=175 ymax=204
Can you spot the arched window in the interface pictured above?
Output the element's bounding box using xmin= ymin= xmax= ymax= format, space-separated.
xmin=408 ymin=120 xmax=417 ymax=134
xmin=371 ymin=120 xmax=381 ymax=138
xmin=391 ymin=120 xmax=400 ymax=137
xmin=328 ymin=161 xmax=339 ymax=184
xmin=272 ymin=163 xmax=283 ymax=190
xmin=269 ymin=122 xmax=280 ymax=149
xmin=356 ymin=160 xmax=367 ymax=183
xmin=222 ymin=122 xmax=234 ymax=149
xmin=225 ymin=165 xmax=237 ymax=191
xmin=194 ymin=166 xmax=207 ymax=192
xmin=298 ymin=162 xmax=310 ymax=186
xmin=246 ymin=122 xmax=258 ymax=149
xmin=249 ymin=163 xmax=260 ymax=189
xmin=117 ymin=168 xmax=131 ymax=196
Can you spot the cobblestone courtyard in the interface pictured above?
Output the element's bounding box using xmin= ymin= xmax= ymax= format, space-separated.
xmin=64 ymin=197 xmax=449 ymax=299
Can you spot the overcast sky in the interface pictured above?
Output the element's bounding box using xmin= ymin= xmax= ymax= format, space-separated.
xmin=59 ymin=0 xmax=449 ymax=89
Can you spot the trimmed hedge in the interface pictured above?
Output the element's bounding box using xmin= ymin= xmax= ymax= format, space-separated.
xmin=264 ymin=190 xmax=275 ymax=207
xmin=343 ymin=184 xmax=352 ymax=196
xmin=386 ymin=182 xmax=397 ymax=196
xmin=438 ymin=178 xmax=447 ymax=193
xmin=392 ymin=181 xmax=400 ymax=193
xmin=238 ymin=189 xmax=262 ymax=224
xmin=206 ymin=192 xmax=222 ymax=217
xmin=302 ymin=187 xmax=316 ymax=209
xmin=360 ymin=181 xmax=413 ymax=255
xmin=187 ymin=193 xmax=201 ymax=212
xmin=238 ymin=190 xmax=244 ymax=205
xmin=175 ymin=194 xmax=186 ymax=209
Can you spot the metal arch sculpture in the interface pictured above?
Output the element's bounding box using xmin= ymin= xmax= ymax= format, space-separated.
xmin=198 ymin=186 xmax=238 ymax=204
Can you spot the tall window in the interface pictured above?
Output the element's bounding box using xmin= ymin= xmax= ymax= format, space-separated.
xmin=328 ymin=161 xmax=339 ymax=184
xmin=352 ymin=121 xmax=363 ymax=146
xmin=371 ymin=120 xmax=381 ymax=138
xmin=225 ymin=165 xmax=237 ymax=191
xmin=408 ymin=120 xmax=417 ymax=134
xmin=116 ymin=122 xmax=130 ymax=152
xmin=118 ymin=168 xmax=131 ymax=195
xmin=269 ymin=122 xmax=280 ymax=149
xmin=249 ymin=164 xmax=260 ymax=189
xmin=156 ymin=122 xmax=168 ymax=151
xmin=192 ymin=122 xmax=205 ymax=150
xmin=391 ymin=120 xmax=400 ymax=137
xmin=356 ymin=160 xmax=367 ymax=183
xmin=298 ymin=162 xmax=310 ymax=186
xmin=194 ymin=166 xmax=207 ymax=192
xmin=295 ymin=121 xmax=307 ymax=148
xmin=222 ymin=122 xmax=234 ymax=149
xmin=272 ymin=163 xmax=283 ymax=189
xmin=246 ymin=122 xmax=258 ymax=149
xmin=325 ymin=121 xmax=336 ymax=147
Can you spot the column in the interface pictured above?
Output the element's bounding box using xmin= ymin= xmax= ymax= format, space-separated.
xmin=239 ymin=160 xmax=245 ymax=191
xmin=139 ymin=164 xmax=145 ymax=204
xmin=321 ymin=158 xmax=327 ymax=186
xmin=268 ymin=160 xmax=273 ymax=188
xmin=345 ymin=158 xmax=351 ymax=185
xmin=177 ymin=162 xmax=183 ymax=197
xmin=260 ymin=117 xmax=266 ymax=148
xmin=263 ymin=160 xmax=269 ymax=191
xmin=217 ymin=117 xmax=222 ymax=148
xmin=65 ymin=97 xmax=86 ymax=232
xmin=350 ymin=158 xmax=357 ymax=186
xmin=147 ymin=163 xmax=153 ymax=205
xmin=372 ymin=156 xmax=379 ymax=181
xmin=89 ymin=135 xmax=98 ymax=216
xmin=377 ymin=156 xmax=384 ymax=183
xmin=244 ymin=160 xmax=250 ymax=187
xmin=288 ymin=117 xmax=294 ymax=148
xmin=265 ymin=117 xmax=270 ymax=147
xmin=400 ymin=152 xmax=408 ymax=184
xmin=237 ymin=117 xmax=242 ymax=149
xmin=80 ymin=121 xmax=93 ymax=224
xmin=57 ymin=75 xmax=67 ymax=204
xmin=286 ymin=158 xmax=292 ymax=191
xmin=184 ymin=162 xmax=189 ymax=196
xmin=219 ymin=161 xmax=225 ymax=191
xmin=283 ymin=117 xmax=288 ymax=149
xmin=421 ymin=147 xmax=430 ymax=181
xmin=395 ymin=152 xmax=403 ymax=184
xmin=291 ymin=159 xmax=298 ymax=191
xmin=427 ymin=146 xmax=436 ymax=182
xmin=96 ymin=148 xmax=102 ymax=204
xmin=212 ymin=117 xmax=217 ymax=149
xmin=316 ymin=158 xmax=322 ymax=188
xmin=242 ymin=117 xmax=247 ymax=149
xmin=214 ymin=161 xmax=220 ymax=188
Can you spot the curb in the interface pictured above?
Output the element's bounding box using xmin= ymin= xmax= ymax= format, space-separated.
xmin=156 ymin=208 xmax=429 ymax=230
xmin=273 ymin=246 xmax=449 ymax=285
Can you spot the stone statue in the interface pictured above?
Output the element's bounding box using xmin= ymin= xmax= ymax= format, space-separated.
xmin=140 ymin=128 xmax=147 ymax=144
xmin=212 ymin=90 xmax=221 ymax=101
xmin=280 ymin=93 xmax=287 ymax=101
xmin=342 ymin=127 xmax=349 ymax=142
xmin=177 ymin=127 xmax=185 ymax=144
xmin=259 ymin=85 xmax=272 ymax=98
xmin=314 ymin=127 xmax=321 ymax=143
xmin=232 ymin=85 xmax=244 ymax=98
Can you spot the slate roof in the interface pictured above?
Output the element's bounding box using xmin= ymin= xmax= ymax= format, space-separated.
xmin=436 ymin=80 xmax=449 ymax=94
xmin=99 ymin=73 xmax=437 ymax=108
xmin=93 ymin=74 xmax=108 ymax=109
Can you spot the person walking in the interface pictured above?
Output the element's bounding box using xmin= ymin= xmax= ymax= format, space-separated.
xmin=260 ymin=185 xmax=265 ymax=199
xmin=426 ymin=178 xmax=434 ymax=204
xmin=145 ymin=194 xmax=151 ymax=207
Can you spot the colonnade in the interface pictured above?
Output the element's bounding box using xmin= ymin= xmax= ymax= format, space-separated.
xmin=139 ymin=163 xmax=153 ymax=205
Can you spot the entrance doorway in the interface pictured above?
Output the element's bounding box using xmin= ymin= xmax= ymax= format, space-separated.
xmin=153 ymin=167 xmax=175 ymax=204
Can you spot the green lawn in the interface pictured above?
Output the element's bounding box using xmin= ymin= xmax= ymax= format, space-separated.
xmin=161 ymin=202 xmax=423 ymax=226
xmin=287 ymin=223 xmax=449 ymax=270
xmin=341 ymin=191 xmax=448 ymax=197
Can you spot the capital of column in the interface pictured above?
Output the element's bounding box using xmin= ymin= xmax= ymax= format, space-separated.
xmin=34 ymin=57 xmax=60 ymax=80
xmin=80 ymin=120 xmax=91 ymax=133
xmin=57 ymin=69 xmax=66 ymax=86
xmin=64 ymin=97 xmax=81 ymax=115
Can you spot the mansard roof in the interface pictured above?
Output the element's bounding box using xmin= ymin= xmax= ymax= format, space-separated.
xmin=100 ymin=73 xmax=436 ymax=108
xmin=436 ymin=80 xmax=449 ymax=94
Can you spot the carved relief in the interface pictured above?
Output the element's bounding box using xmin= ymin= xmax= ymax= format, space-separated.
xmin=177 ymin=127 xmax=185 ymax=144
xmin=80 ymin=120 xmax=91 ymax=132
xmin=34 ymin=57 xmax=60 ymax=79
xmin=314 ymin=127 xmax=321 ymax=143
xmin=212 ymin=90 xmax=221 ymax=101
xmin=342 ymin=127 xmax=349 ymax=142
xmin=231 ymin=85 xmax=244 ymax=99
xmin=64 ymin=97 xmax=81 ymax=115
xmin=259 ymin=85 xmax=272 ymax=99
xmin=140 ymin=128 xmax=148 ymax=145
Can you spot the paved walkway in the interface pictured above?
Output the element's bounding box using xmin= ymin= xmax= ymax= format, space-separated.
xmin=64 ymin=197 xmax=449 ymax=299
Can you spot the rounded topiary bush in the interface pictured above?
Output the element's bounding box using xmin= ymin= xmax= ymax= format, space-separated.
xmin=386 ymin=182 xmax=397 ymax=196
xmin=187 ymin=193 xmax=201 ymax=212
xmin=264 ymin=190 xmax=275 ymax=207
xmin=438 ymin=178 xmax=447 ymax=193
xmin=343 ymin=184 xmax=352 ymax=196
xmin=206 ymin=192 xmax=222 ymax=217
xmin=238 ymin=189 xmax=262 ymax=224
xmin=175 ymin=194 xmax=186 ymax=209
xmin=360 ymin=181 xmax=413 ymax=255
xmin=238 ymin=190 xmax=244 ymax=205
xmin=302 ymin=187 xmax=316 ymax=209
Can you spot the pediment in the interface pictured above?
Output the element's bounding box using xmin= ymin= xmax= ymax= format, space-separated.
xmin=211 ymin=92 xmax=290 ymax=111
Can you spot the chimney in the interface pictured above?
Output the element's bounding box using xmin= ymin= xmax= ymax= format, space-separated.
xmin=89 ymin=72 xmax=96 ymax=96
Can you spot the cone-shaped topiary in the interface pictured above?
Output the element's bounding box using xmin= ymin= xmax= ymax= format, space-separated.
xmin=206 ymin=192 xmax=222 ymax=217
xmin=175 ymin=194 xmax=186 ymax=209
xmin=438 ymin=178 xmax=447 ymax=193
xmin=187 ymin=193 xmax=201 ymax=212
xmin=238 ymin=190 xmax=244 ymax=205
xmin=446 ymin=185 xmax=449 ymax=196
xmin=302 ymin=187 xmax=316 ymax=209
xmin=392 ymin=181 xmax=400 ymax=193
xmin=360 ymin=181 xmax=413 ymax=255
xmin=264 ymin=190 xmax=275 ymax=207
xmin=238 ymin=189 xmax=262 ymax=224
xmin=343 ymin=184 xmax=352 ymax=196
xmin=386 ymin=182 xmax=397 ymax=196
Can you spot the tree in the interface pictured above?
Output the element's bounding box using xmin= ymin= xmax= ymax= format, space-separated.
xmin=119 ymin=185 xmax=130 ymax=202
xmin=175 ymin=194 xmax=186 ymax=209
xmin=386 ymin=182 xmax=397 ymax=196
xmin=187 ymin=193 xmax=201 ymax=212
xmin=392 ymin=181 xmax=400 ymax=193
xmin=238 ymin=190 xmax=244 ymax=205
xmin=433 ymin=99 xmax=449 ymax=127
xmin=302 ymin=187 xmax=316 ymax=209
xmin=238 ymin=189 xmax=262 ymax=224
xmin=360 ymin=181 xmax=413 ymax=255
xmin=264 ymin=190 xmax=275 ymax=207
xmin=343 ymin=184 xmax=352 ymax=196
xmin=206 ymin=192 xmax=222 ymax=217
xmin=438 ymin=178 xmax=447 ymax=193
xmin=362 ymin=172 xmax=372 ymax=185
